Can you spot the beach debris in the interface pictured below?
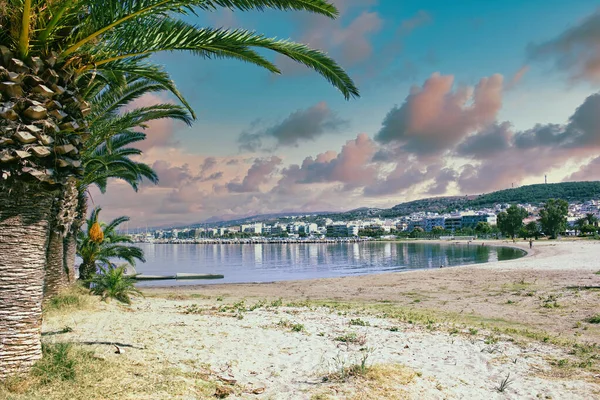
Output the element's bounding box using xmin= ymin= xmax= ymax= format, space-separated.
xmin=250 ymin=387 xmax=265 ymax=395
xmin=114 ymin=344 xmax=124 ymax=354
xmin=217 ymin=376 xmax=237 ymax=385
xmin=214 ymin=385 xmax=234 ymax=398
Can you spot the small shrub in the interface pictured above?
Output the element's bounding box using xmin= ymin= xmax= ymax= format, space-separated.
xmin=555 ymin=359 xmax=569 ymax=367
xmin=322 ymin=349 xmax=374 ymax=382
xmin=389 ymin=326 xmax=400 ymax=332
xmin=31 ymin=343 xmax=91 ymax=384
xmin=278 ymin=319 xmax=304 ymax=332
xmin=586 ymin=315 xmax=600 ymax=324
xmin=349 ymin=318 xmax=370 ymax=327
xmin=270 ymin=298 xmax=283 ymax=307
xmin=484 ymin=335 xmax=499 ymax=345
xmin=469 ymin=328 xmax=478 ymax=335
xmin=182 ymin=304 xmax=203 ymax=314
xmin=335 ymin=332 xmax=367 ymax=345
xmin=88 ymin=264 xmax=142 ymax=304
xmin=540 ymin=294 xmax=560 ymax=308
xmin=43 ymin=285 xmax=92 ymax=314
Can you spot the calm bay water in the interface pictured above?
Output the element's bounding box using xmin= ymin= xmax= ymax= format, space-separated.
xmin=131 ymin=242 xmax=526 ymax=287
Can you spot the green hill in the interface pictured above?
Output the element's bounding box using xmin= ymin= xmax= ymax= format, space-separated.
xmin=467 ymin=181 xmax=600 ymax=208
xmin=321 ymin=181 xmax=600 ymax=221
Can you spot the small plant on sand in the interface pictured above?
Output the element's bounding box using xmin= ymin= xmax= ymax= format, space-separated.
xmin=484 ymin=335 xmax=499 ymax=345
xmin=322 ymin=348 xmax=374 ymax=382
xmin=270 ymin=298 xmax=283 ymax=307
xmin=31 ymin=343 xmax=98 ymax=384
xmin=43 ymin=285 xmax=93 ymax=314
xmin=389 ymin=326 xmax=400 ymax=332
xmin=595 ymin=270 xmax=600 ymax=275
xmin=335 ymin=332 xmax=367 ymax=346
xmin=586 ymin=315 xmax=600 ymax=324
xmin=495 ymin=373 xmax=513 ymax=393
xmin=248 ymin=300 xmax=266 ymax=311
xmin=540 ymin=294 xmax=560 ymax=308
xmin=291 ymin=323 xmax=305 ymax=332
xmin=278 ymin=319 xmax=305 ymax=332
xmin=88 ymin=263 xmax=143 ymax=305
xmin=349 ymin=318 xmax=370 ymax=327
xmin=469 ymin=328 xmax=479 ymax=335
xmin=182 ymin=304 xmax=204 ymax=315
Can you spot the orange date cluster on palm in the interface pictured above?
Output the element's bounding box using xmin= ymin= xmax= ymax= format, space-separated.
xmin=0 ymin=45 xmax=90 ymax=186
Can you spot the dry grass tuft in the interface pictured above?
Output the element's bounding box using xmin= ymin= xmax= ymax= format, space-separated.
xmin=316 ymin=364 xmax=417 ymax=400
xmin=43 ymin=285 xmax=96 ymax=316
xmin=0 ymin=342 xmax=218 ymax=400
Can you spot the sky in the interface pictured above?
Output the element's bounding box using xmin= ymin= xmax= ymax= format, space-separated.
xmin=94 ymin=0 xmax=600 ymax=228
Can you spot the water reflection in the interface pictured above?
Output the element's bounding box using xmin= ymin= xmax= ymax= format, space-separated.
xmin=134 ymin=242 xmax=526 ymax=286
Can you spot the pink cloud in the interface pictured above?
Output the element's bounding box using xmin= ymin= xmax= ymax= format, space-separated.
xmin=375 ymin=73 xmax=504 ymax=156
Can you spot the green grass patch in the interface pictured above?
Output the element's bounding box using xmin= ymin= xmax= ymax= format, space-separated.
xmin=43 ymin=285 xmax=95 ymax=316
xmin=349 ymin=318 xmax=370 ymax=326
xmin=586 ymin=315 xmax=600 ymax=324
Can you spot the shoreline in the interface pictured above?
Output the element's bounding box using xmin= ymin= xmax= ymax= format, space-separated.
xmin=28 ymin=240 xmax=600 ymax=399
xmin=143 ymin=240 xmax=600 ymax=346
xmin=138 ymin=238 xmax=532 ymax=290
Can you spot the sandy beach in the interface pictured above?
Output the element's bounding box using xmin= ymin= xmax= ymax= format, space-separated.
xmin=37 ymin=240 xmax=600 ymax=399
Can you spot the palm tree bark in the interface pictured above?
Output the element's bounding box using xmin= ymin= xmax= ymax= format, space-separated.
xmin=63 ymin=233 xmax=77 ymax=282
xmin=43 ymin=230 xmax=67 ymax=298
xmin=43 ymin=179 xmax=79 ymax=299
xmin=79 ymin=260 xmax=97 ymax=287
xmin=0 ymin=185 xmax=54 ymax=379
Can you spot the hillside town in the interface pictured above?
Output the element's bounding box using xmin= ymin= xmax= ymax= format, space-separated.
xmin=129 ymin=199 xmax=600 ymax=243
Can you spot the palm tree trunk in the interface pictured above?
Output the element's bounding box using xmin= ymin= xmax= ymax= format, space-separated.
xmin=78 ymin=262 xmax=97 ymax=287
xmin=63 ymin=233 xmax=77 ymax=283
xmin=0 ymin=186 xmax=54 ymax=379
xmin=44 ymin=230 xmax=67 ymax=298
xmin=43 ymin=179 xmax=79 ymax=299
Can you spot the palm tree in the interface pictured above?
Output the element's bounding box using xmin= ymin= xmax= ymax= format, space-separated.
xmin=44 ymin=75 xmax=193 ymax=296
xmin=77 ymin=207 xmax=145 ymax=285
xmin=586 ymin=213 xmax=598 ymax=227
xmin=0 ymin=0 xmax=358 ymax=378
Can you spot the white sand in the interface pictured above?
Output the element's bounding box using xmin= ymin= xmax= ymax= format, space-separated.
xmin=44 ymin=296 xmax=600 ymax=399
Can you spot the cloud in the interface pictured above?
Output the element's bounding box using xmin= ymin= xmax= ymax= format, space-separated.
xmin=277 ymin=1 xmax=382 ymax=73
xmin=200 ymin=157 xmax=217 ymax=175
xmin=427 ymin=168 xmax=458 ymax=195
xmin=151 ymin=161 xmax=197 ymax=188
xmin=456 ymin=122 xmax=513 ymax=158
xmin=276 ymin=133 xmax=378 ymax=191
xmin=513 ymin=92 xmax=600 ymax=149
xmin=375 ymin=73 xmax=504 ymax=156
xmin=227 ymin=156 xmax=283 ymax=193
xmin=565 ymin=157 xmax=600 ymax=181
xmin=238 ymin=102 xmax=348 ymax=151
xmin=528 ymin=10 xmax=600 ymax=83
xmin=506 ymin=65 xmax=529 ymax=90
xmin=125 ymin=94 xmax=182 ymax=152
xmin=399 ymin=10 xmax=432 ymax=33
